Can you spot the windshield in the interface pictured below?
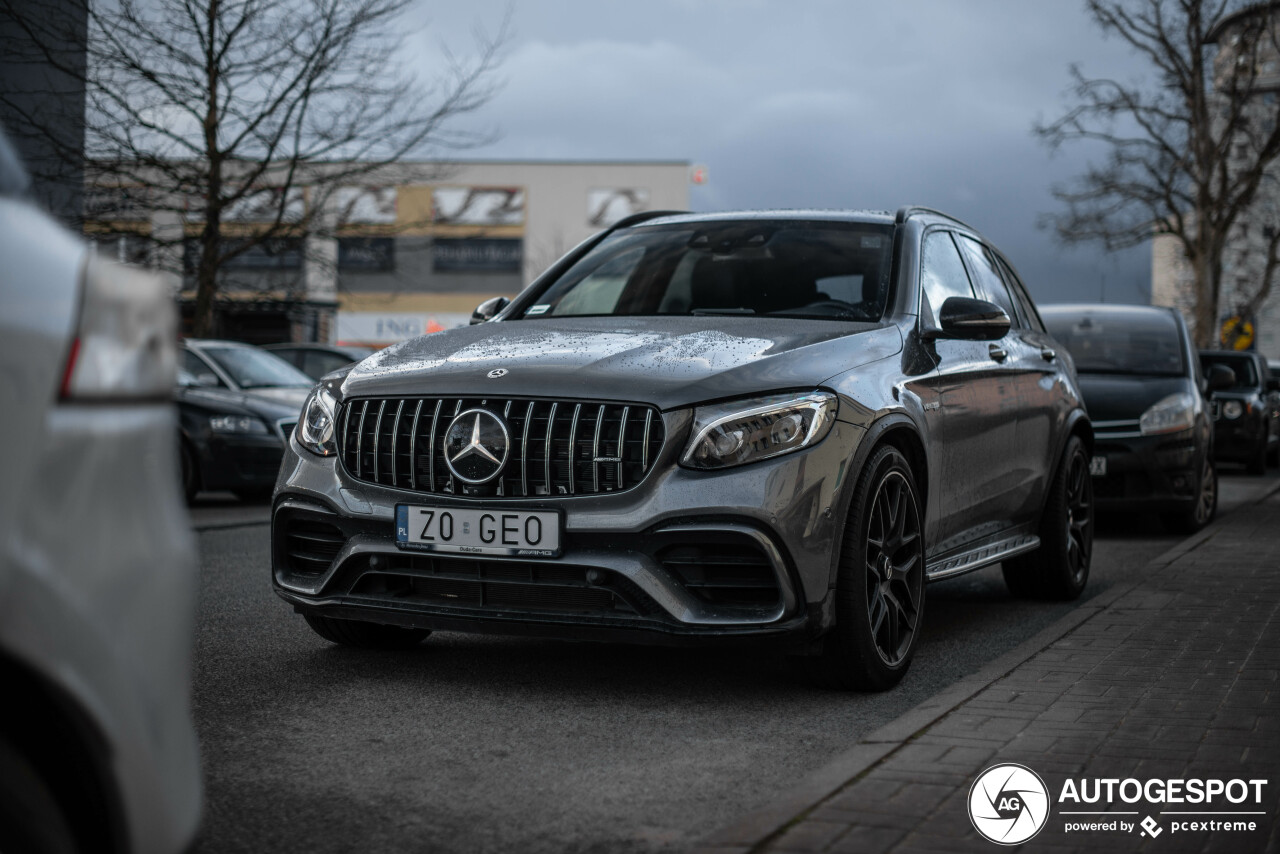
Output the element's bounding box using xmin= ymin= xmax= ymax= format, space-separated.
xmin=201 ymin=345 xmax=314 ymax=389
xmin=1042 ymin=311 xmax=1186 ymax=377
xmin=519 ymin=221 xmax=895 ymax=322
xmin=1200 ymin=353 xmax=1258 ymax=389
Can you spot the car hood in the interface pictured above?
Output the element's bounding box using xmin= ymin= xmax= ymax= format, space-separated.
xmin=176 ymin=386 xmax=306 ymax=422
xmin=341 ymin=316 xmax=902 ymax=410
xmin=1076 ymin=373 xmax=1195 ymax=422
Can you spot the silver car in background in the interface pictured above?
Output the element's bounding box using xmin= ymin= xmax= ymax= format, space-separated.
xmin=0 ymin=130 xmax=201 ymax=853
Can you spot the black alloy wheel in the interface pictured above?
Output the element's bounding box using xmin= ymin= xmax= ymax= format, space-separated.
xmin=1004 ymin=435 xmax=1093 ymax=600
xmin=807 ymin=445 xmax=924 ymax=691
xmin=1164 ymin=456 xmax=1217 ymax=533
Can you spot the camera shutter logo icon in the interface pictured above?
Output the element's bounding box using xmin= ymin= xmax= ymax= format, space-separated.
xmin=968 ymin=763 xmax=1051 ymax=845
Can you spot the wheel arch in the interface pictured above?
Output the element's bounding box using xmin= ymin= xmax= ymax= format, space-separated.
xmin=826 ymin=414 xmax=929 ymax=589
xmin=0 ymin=651 xmax=128 ymax=854
xmin=1039 ymin=410 xmax=1094 ymax=527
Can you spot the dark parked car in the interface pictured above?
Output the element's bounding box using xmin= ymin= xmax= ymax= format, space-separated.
xmin=272 ymin=208 xmax=1093 ymax=690
xmin=1040 ymin=305 xmax=1231 ymax=533
xmin=1198 ymin=350 xmax=1279 ymax=474
xmin=264 ymin=343 xmax=375 ymax=380
xmin=175 ymin=369 xmax=308 ymax=501
xmin=179 ymin=340 xmax=316 ymax=500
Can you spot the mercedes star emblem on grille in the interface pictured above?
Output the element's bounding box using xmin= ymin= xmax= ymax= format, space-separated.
xmin=443 ymin=409 xmax=510 ymax=484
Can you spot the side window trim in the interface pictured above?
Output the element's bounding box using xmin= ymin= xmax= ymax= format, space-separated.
xmin=995 ymin=254 xmax=1046 ymax=334
xmin=955 ymin=234 xmax=1024 ymax=329
xmin=917 ymin=228 xmax=977 ymax=326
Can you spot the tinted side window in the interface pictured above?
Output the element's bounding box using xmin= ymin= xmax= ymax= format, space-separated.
xmin=182 ymin=350 xmax=223 ymax=386
xmin=957 ymin=235 xmax=1021 ymax=328
xmin=920 ymin=232 xmax=975 ymax=317
xmin=303 ymin=350 xmax=353 ymax=377
xmin=996 ymin=257 xmax=1046 ymax=333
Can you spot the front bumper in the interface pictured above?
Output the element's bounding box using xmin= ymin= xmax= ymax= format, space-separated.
xmin=1211 ymin=416 xmax=1266 ymax=463
xmin=1089 ymin=428 xmax=1201 ymax=512
xmin=272 ymin=410 xmax=865 ymax=645
xmin=195 ymin=431 xmax=285 ymax=492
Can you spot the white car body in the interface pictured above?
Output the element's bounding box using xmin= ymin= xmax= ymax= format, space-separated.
xmin=0 ymin=132 xmax=201 ymax=853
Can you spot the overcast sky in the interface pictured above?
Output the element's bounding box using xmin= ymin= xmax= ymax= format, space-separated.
xmin=408 ymin=0 xmax=1157 ymax=306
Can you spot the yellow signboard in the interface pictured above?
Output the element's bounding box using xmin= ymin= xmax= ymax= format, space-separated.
xmin=1220 ymin=315 xmax=1255 ymax=351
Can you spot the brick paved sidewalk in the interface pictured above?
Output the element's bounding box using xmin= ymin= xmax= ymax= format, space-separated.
xmin=699 ymin=490 xmax=1280 ymax=854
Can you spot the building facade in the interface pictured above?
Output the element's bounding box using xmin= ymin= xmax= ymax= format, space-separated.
xmin=1152 ymin=3 xmax=1280 ymax=358
xmin=84 ymin=160 xmax=691 ymax=345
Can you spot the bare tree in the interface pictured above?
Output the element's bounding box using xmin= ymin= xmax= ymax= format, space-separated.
xmin=1037 ymin=0 xmax=1280 ymax=346
xmin=1 ymin=0 xmax=506 ymax=335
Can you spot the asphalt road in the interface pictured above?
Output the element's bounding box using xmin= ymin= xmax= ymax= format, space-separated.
xmin=189 ymin=470 xmax=1277 ymax=853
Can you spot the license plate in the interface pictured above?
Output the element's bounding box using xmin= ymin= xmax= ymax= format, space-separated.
xmin=396 ymin=505 xmax=561 ymax=557
xmin=1089 ymin=456 xmax=1107 ymax=477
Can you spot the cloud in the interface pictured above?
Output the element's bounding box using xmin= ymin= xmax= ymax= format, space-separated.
xmin=406 ymin=0 xmax=1156 ymax=303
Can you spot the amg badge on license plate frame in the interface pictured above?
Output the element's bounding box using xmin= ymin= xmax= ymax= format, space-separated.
xmin=1089 ymin=456 xmax=1107 ymax=477
xmin=395 ymin=505 xmax=562 ymax=557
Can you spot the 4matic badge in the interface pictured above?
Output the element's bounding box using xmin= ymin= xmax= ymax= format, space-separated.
xmin=969 ymin=763 xmax=1051 ymax=845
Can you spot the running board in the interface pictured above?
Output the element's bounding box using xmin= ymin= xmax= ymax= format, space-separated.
xmin=925 ymin=534 xmax=1041 ymax=582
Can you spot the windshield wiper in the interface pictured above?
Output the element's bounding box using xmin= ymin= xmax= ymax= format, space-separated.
xmin=691 ymin=307 xmax=755 ymax=315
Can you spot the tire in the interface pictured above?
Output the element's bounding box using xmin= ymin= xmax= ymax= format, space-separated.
xmin=1161 ymin=456 xmax=1217 ymax=534
xmin=233 ymin=486 xmax=274 ymax=502
xmin=1003 ymin=435 xmax=1093 ymax=600
xmin=805 ymin=445 xmax=925 ymax=691
xmin=304 ymin=613 xmax=430 ymax=649
xmin=180 ymin=440 xmax=199 ymax=504
xmin=1248 ymin=434 xmax=1268 ymax=476
xmin=0 ymin=736 xmax=79 ymax=854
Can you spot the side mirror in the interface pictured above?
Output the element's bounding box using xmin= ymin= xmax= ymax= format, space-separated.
xmin=1206 ymin=364 xmax=1236 ymax=393
xmin=471 ymin=296 xmax=511 ymax=325
xmin=934 ymin=297 xmax=1011 ymax=341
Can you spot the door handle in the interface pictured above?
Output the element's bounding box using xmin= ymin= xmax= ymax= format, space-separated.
xmin=988 ymin=344 xmax=1008 ymax=363
xmin=1040 ymin=347 xmax=1056 ymax=362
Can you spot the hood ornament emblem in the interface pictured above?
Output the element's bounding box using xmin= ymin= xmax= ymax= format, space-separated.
xmin=443 ymin=409 xmax=510 ymax=484
xmin=487 ymin=368 xmax=509 ymax=379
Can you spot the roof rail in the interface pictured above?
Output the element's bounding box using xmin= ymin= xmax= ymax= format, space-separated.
xmin=894 ymin=205 xmax=980 ymax=232
xmin=608 ymin=209 xmax=688 ymax=230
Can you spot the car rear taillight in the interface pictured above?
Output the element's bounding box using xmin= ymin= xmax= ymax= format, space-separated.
xmin=59 ymin=256 xmax=176 ymax=400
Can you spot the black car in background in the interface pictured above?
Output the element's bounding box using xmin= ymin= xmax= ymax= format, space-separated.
xmin=175 ymin=369 xmax=305 ymax=501
xmin=264 ymin=343 xmax=375 ymax=380
xmin=1199 ymin=350 xmax=1280 ymax=474
xmin=179 ymin=340 xmax=315 ymax=500
xmin=1041 ymin=305 xmax=1232 ymax=532
xmin=271 ymin=207 xmax=1094 ymax=691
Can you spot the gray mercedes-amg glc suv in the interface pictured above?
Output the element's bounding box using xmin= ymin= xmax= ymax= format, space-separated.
xmin=272 ymin=207 xmax=1093 ymax=690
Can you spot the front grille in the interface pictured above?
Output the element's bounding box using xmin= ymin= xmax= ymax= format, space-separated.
xmin=347 ymin=553 xmax=648 ymax=616
xmin=282 ymin=518 xmax=346 ymax=577
xmin=337 ymin=396 xmax=665 ymax=498
xmin=658 ymin=541 xmax=781 ymax=607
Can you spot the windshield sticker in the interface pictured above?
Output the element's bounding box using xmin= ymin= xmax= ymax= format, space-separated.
xmin=525 ymin=305 xmax=550 ymax=316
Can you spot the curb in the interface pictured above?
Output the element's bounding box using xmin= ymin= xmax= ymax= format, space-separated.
xmin=692 ymin=477 xmax=1280 ymax=854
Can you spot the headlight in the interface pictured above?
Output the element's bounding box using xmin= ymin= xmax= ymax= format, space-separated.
xmin=60 ymin=255 xmax=176 ymax=400
xmin=682 ymin=391 xmax=837 ymax=470
xmin=296 ymin=386 xmax=338 ymax=456
xmin=1139 ymin=393 xmax=1195 ymax=435
xmin=209 ymin=414 xmax=269 ymax=434
xmin=1222 ymin=400 xmax=1244 ymax=420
